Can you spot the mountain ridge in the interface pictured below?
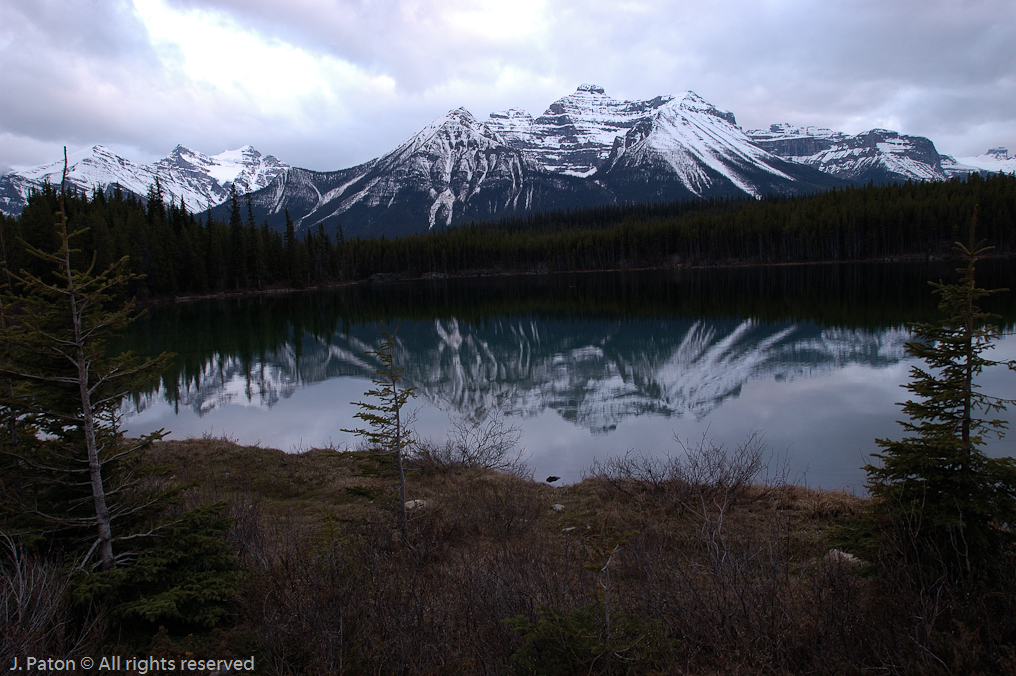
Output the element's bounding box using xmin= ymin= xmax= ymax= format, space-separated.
xmin=0 ymin=143 xmax=288 ymax=217
xmin=2 ymin=85 xmax=1007 ymax=237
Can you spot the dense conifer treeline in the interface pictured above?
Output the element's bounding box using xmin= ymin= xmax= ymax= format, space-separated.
xmin=2 ymin=173 xmax=1014 ymax=299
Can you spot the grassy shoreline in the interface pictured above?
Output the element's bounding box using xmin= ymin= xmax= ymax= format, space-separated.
xmin=145 ymin=438 xmax=887 ymax=674
xmin=6 ymin=435 xmax=1006 ymax=674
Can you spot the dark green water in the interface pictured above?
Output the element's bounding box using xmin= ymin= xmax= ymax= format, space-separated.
xmin=121 ymin=260 xmax=1016 ymax=488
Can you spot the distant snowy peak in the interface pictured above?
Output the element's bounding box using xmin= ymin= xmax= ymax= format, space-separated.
xmin=0 ymin=145 xmax=158 ymax=216
xmin=746 ymin=124 xmax=947 ymax=183
xmin=0 ymin=144 xmax=289 ymax=216
xmin=21 ymin=144 xmax=151 ymax=190
xmin=408 ymin=107 xmax=509 ymax=153
xmin=954 ymin=146 xmax=1016 ymax=174
xmin=151 ymin=143 xmax=289 ymax=209
xmin=486 ymin=86 xmax=740 ymax=179
xmin=602 ymin=95 xmax=780 ymax=195
xmin=158 ymin=144 xmax=285 ymax=192
xmin=984 ymin=147 xmax=1011 ymax=162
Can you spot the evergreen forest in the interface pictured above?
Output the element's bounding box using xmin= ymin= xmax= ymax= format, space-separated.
xmin=1 ymin=172 xmax=1014 ymax=300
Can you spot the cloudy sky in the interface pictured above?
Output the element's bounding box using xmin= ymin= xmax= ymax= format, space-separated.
xmin=1 ymin=0 xmax=1014 ymax=175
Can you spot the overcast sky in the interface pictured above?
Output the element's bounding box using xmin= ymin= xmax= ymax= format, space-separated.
xmin=1 ymin=0 xmax=1014 ymax=175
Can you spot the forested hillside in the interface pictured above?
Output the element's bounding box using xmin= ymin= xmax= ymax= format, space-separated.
xmin=1 ymin=174 xmax=1013 ymax=299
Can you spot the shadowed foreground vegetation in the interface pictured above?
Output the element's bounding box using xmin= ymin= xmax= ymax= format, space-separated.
xmin=8 ymin=436 xmax=1010 ymax=675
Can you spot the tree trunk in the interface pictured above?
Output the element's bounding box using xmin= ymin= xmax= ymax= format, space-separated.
xmin=393 ymin=369 xmax=409 ymax=545
xmin=62 ymin=203 xmax=115 ymax=572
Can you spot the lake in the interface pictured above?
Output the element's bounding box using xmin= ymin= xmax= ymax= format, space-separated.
xmin=120 ymin=260 xmax=1016 ymax=490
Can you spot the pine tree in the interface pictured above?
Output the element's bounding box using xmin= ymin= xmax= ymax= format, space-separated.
xmin=866 ymin=208 xmax=1016 ymax=578
xmin=343 ymin=324 xmax=416 ymax=544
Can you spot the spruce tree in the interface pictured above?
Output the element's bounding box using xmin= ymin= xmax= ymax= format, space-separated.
xmin=227 ymin=183 xmax=247 ymax=289
xmin=866 ymin=209 xmax=1016 ymax=578
xmin=0 ymin=151 xmax=170 ymax=571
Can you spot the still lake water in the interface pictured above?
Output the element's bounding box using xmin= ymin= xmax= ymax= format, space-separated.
xmin=120 ymin=261 xmax=1016 ymax=490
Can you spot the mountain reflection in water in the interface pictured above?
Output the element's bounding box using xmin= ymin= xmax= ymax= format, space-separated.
xmin=121 ymin=263 xmax=1016 ymax=488
xmin=133 ymin=317 xmax=908 ymax=433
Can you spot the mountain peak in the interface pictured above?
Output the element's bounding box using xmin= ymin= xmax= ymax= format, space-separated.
xmin=576 ymin=84 xmax=606 ymax=95
xmin=418 ymin=108 xmax=489 ymax=138
xmin=168 ymin=144 xmax=198 ymax=159
xmin=985 ymin=147 xmax=1010 ymax=161
xmin=677 ymin=91 xmax=737 ymax=126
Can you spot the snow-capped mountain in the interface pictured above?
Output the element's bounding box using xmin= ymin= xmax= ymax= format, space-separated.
xmin=0 ymin=144 xmax=288 ymax=216
xmin=746 ymin=124 xmax=949 ymax=183
xmin=951 ymin=147 xmax=1016 ymax=175
xmin=487 ymin=86 xmax=841 ymax=203
xmin=6 ymin=84 xmax=1010 ymax=233
xmin=153 ymin=144 xmax=289 ymax=208
xmin=242 ymin=106 xmax=612 ymax=236
xmin=487 ymin=84 xmax=676 ymax=177
xmin=239 ymin=85 xmax=842 ymax=236
xmin=595 ymin=93 xmax=842 ymax=201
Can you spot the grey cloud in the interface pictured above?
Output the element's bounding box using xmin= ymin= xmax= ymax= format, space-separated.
xmin=2 ymin=0 xmax=1014 ymax=171
xmin=0 ymin=2 xmax=166 ymax=149
xmin=162 ymin=0 xmax=553 ymax=94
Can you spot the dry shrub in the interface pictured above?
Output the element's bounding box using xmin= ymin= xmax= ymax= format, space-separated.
xmin=612 ymin=495 xmax=878 ymax=674
xmin=446 ymin=473 xmax=548 ymax=542
xmin=414 ymin=408 xmax=530 ymax=478
xmin=232 ymin=482 xmax=589 ymax=675
xmin=856 ymin=509 xmax=1016 ymax=675
xmin=586 ymin=431 xmax=779 ymax=514
xmin=0 ymin=536 xmax=95 ymax=667
xmin=235 ymin=514 xmax=361 ymax=676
